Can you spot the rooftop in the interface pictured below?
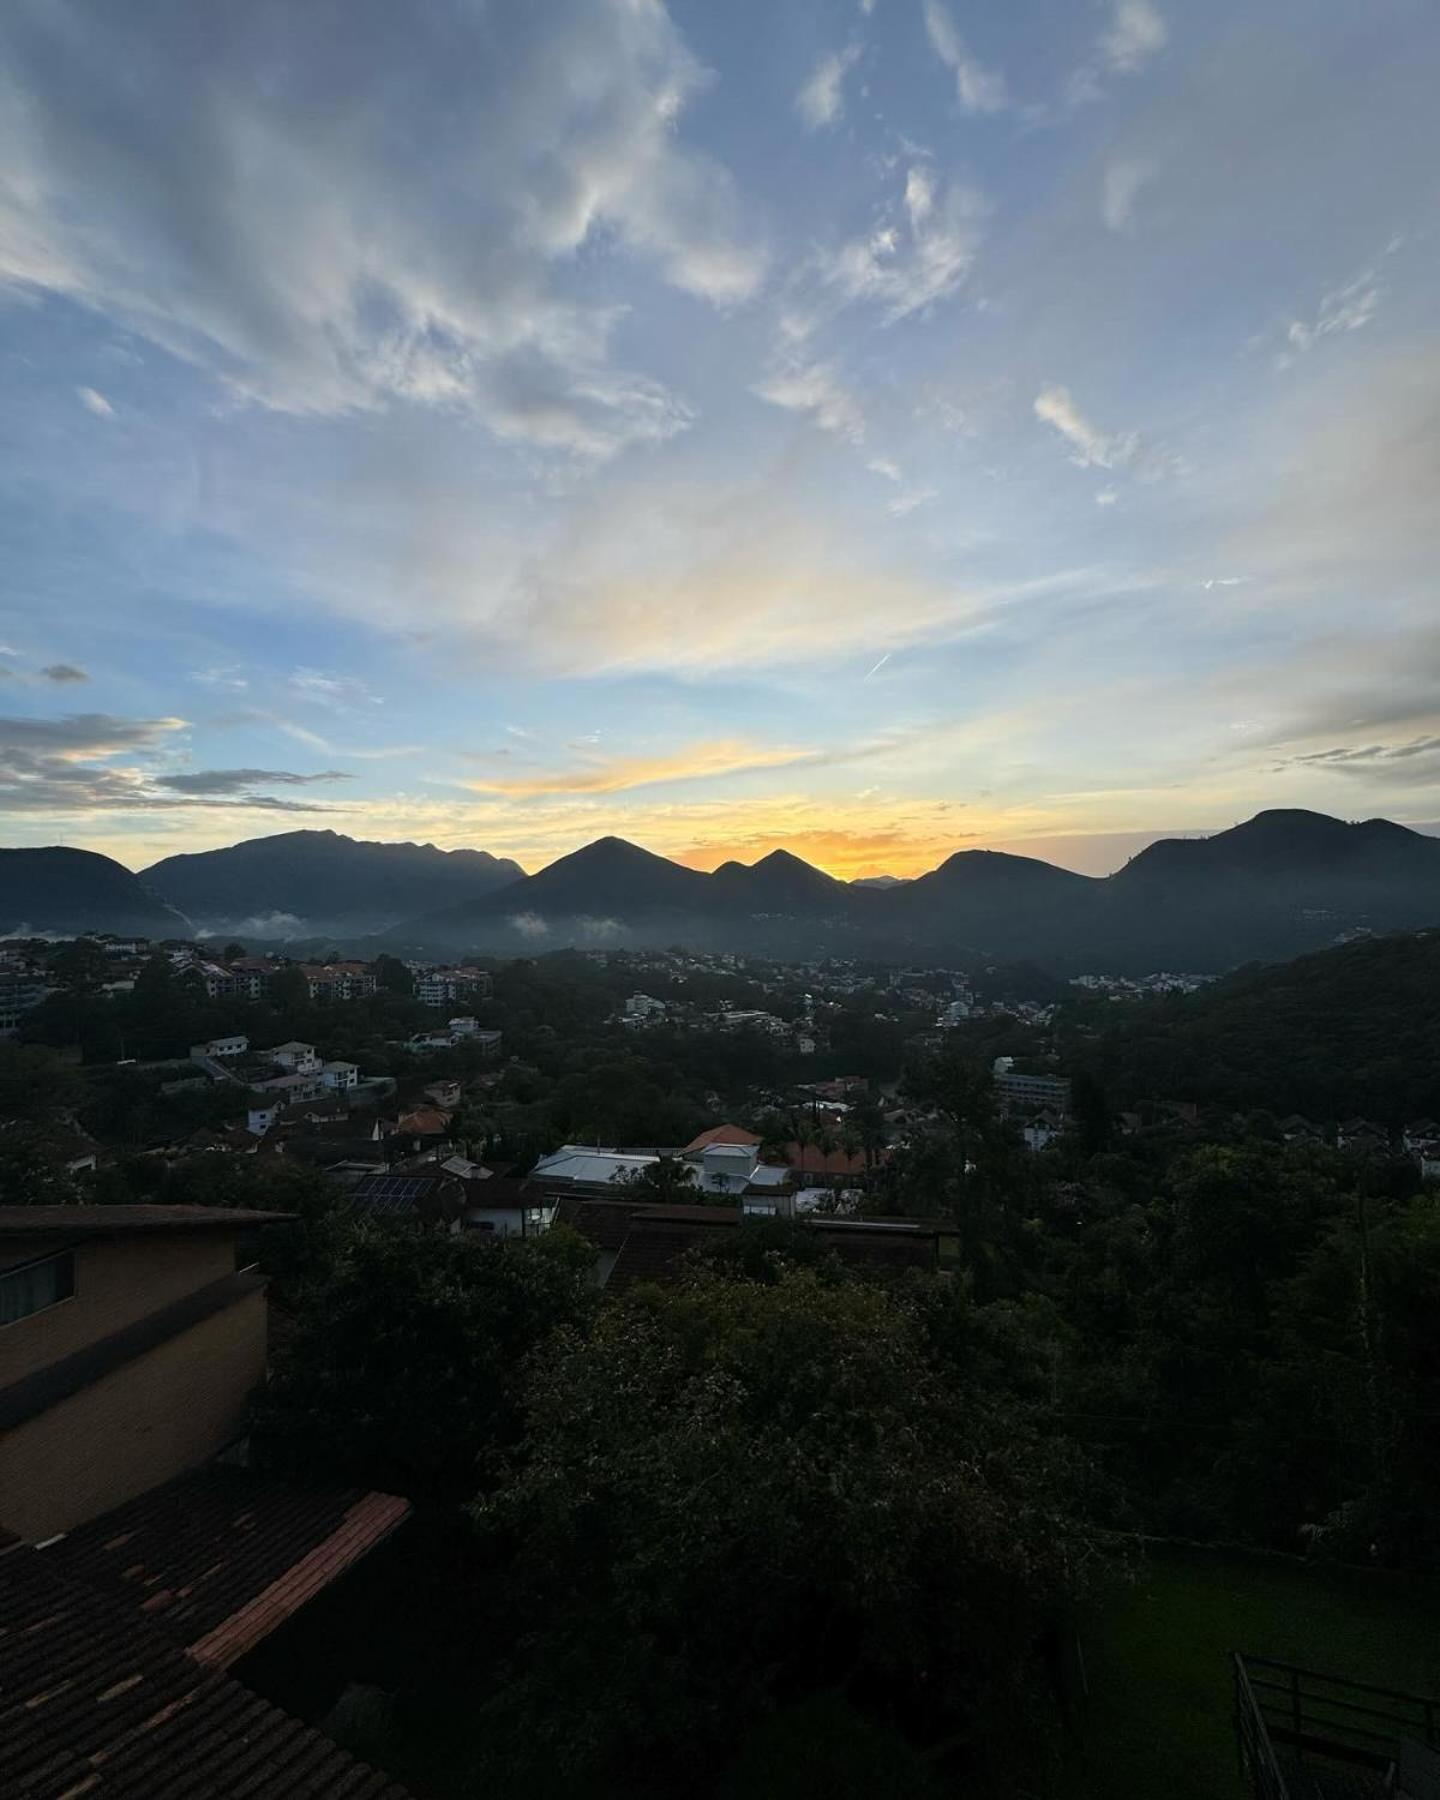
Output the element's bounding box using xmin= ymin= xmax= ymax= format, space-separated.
xmin=0 ymin=1547 xmax=412 ymax=1799
xmin=0 ymin=1205 xmax=296 ymax=1239
xmin=43 ymin=1466 xmax=411 ymax=1670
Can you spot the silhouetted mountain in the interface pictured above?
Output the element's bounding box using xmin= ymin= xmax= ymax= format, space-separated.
xmin=383 ymin=810 xmax=1440 ymax=972
xmin=850 ymin=874 xmax=909 ymax=889
xmin=1102 ymin=809 xmax=1440 ymax=969
xmin=709 ymin=848 xmax=851 ymax=911
xmin=143 ymin=829 xmax=524 ymax=938
xmin=0 ymin=848 xmax=189 ymax=938
xmin=400 ymin=836 xmax=712 ymax=951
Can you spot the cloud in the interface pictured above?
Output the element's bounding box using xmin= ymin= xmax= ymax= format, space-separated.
xmin=1284 ymin=269 xmax=1383 ymax=358
xmin=0 ymin=0 xmax=764 ymax=460
xmin=1099 ymin=1 xmax=1168 ymax=74
xmin=486 ymin=471 xmax=1020 ymax=673
xmin=1102 ymin=159 xmax=1157 ymax=232
xmin=1095 ymin=487 xmax=1119 ymax=507
xmin=887 ymin=484 xmax=937 ymax=517
xmin=466 ymin=737 xmax=871 ymax=797
xmin=823 ymin=163 xmax=986 ymax=321
xmin=0 ymin=714 xmax=350 ymax=815
xmin=287 ymin=669 xmax=382 ymax=710
xmin=1034 ymin=385 xmax=1182 ymax=480
xmin=40 ymin=663 xmax=90 ymax=684
xmin=75 ymin=386 xmax=114 ymax=417
xmin=796 ymin=46 xmax=860 ymax=129
xmin=508 ymin=912 xmax=551 ymax=939
xmin=866 ymin=457 xmax=903 ymax=483
xmin=1277 ymin=736 xmax=1440 ymax=788
xmin=1034 ymin=387 xmax=1134 ymax=470
xmin=753 ymin=359 xmax=865 ymax=442
xmin=152 ymin=767 xmax=352 ymax=795
xmin=921 ymin=1 xmax=1007 ymax=114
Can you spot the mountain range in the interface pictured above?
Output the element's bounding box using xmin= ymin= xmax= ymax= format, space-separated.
xmin=0 ymin=847 xmax=189 ymax=939
xmin=2 ymin=810 xmax=1438 ymax=974
xmin=140 ymin=830 xmax=525 ymax=939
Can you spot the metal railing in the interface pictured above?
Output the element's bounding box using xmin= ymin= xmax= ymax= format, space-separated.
xmin=1235 ymin=1650 xmax=1440 ymax=1795
xmin=1235 ymin=1653 xmax=1292 ymax=1800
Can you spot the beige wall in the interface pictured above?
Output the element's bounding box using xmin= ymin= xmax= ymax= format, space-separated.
xmin=0 ymin=1287 xmax=267 ymax=1541
xmin=0 ymin=1233 xmax=238 ymax=1387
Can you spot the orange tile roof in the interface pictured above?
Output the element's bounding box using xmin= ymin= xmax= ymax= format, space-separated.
xmin=187 ymin=1491 xmax=411 ymax=1669
xmin=681 ymin=1124 xmax=762 ymax=1153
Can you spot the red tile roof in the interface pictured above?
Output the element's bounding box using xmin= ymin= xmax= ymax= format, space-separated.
xmin=44 ymin=1469 xmax=411 ymax=1670
xmin=681 ymin=1124 xmax=762 ymax=1154
xmin=0 ymin=1550 xmax=412 ymax=1799
xmin=784 ymin=1143 xmax=869 ymax=1177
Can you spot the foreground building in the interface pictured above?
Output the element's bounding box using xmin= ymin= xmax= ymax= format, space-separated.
xmin=0 ymin=1204 xmax=413 ymax=1798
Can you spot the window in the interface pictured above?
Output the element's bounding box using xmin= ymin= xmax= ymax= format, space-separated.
xmin=0 ymin=1250 xmax=76 ymax=1326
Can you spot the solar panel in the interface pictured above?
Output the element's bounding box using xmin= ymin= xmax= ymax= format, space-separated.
xmin=350 ymin=1175 xmax=438 ymax=1213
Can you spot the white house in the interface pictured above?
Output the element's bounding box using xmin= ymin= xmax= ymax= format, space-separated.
xmin=321 ymin=1060 xmax=360 ymax=1091
xmin=189 ymin=1034 xmax=248 ymax=1062
xmin=267 ymin=1041 xmax=320 ymax=1074
xmin=247 ymin=1101 xmax=284 ymax=1135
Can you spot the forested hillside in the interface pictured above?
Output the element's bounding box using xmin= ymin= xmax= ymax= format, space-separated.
xmin=1070 ymin=931 xmax=1440 ymax=1123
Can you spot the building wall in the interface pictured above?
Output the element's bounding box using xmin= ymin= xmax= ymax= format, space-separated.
xmin=0 ymin=1234 xmax=238 ymax=1386
xmin=0 ymin=1287 xmax=267 ymax=1540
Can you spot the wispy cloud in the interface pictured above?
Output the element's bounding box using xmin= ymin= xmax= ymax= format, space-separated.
xmin=468 ymin=739 xmax=824 ymax=797
xmin=40 ymin=663 xmax=89 ymax=684
xmin=1099 ymin=0 xmax=1168 ymax=74
xmin=921 ymin=0 xmax=1007 ymax=114
xmin=1034 ymin=386 xmax=1183 ymax=480
xmin=1102 ymin=159 xmax=1157 ymax=232
xmin=823 ymin=163 xmax=986 ymax=321
xmin=0 ymin=0 xmax=764 ymax=460
xmin=754 ymin=358 xmax=865 ymax=442
xmin=153 ymin=767 xmax=352 ymax=796
xmin=796 ymin=45 xmax=861 ymax=129
xmin=76 ymin=386 xmax=114 ymax=418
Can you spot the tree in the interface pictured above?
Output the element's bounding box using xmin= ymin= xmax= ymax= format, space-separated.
xmin=250 ymin=1218 xmax=595 ymax=1499
xmin=472 ymin=1266 xmax=1096 ymax=1795
xmin=374 ymin=953 xmax=413 ymax=997
xmin=223 ymin=941 xmax=247 ymax=962
xmin=612 ymin=1154 xmax=699 ymax=1204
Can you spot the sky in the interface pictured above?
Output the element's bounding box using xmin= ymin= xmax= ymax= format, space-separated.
xmin=1 ymin=0 xmax=1438 ymax=880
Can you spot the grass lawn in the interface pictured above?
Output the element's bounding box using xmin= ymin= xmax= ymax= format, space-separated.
xmin=1075 ymin=1544 xmax=1440 ymax=1800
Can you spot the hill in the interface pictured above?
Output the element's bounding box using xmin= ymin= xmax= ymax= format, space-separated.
xmin=0 ymin=847 xmax=190 ymax=938
xmin=1074 ymin=929 xmax=1440 ymax=1123
xmin=143 ymin=830 xmax=524 ymax=939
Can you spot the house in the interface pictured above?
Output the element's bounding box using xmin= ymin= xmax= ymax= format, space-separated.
xmin=1279 ymin=1114 xmax=1323 ymax=1144
xmin=623 ymin=992 xmax=667 ymax=1024
xmin=267 ymin=1040 xmax=321 ymax=1073
xmin=682 ymin=1124 xmax=763 ymax=1155
xmin=0 ymin=1204 xmax=293 ymax=1541
xmin=321 ymin=1059 xmax=360 ymax=1091
xmin=300 ymin=962 xmax=377 ymax=1003
xmin=190 ymin=1033 xmax=249 ymax=1062
xmin=0 ymin=1545 xmax=414 ymax=1799
xmin=597 ymin=1205 xmax=955 ymax=1295
xmin=255 ymin=1070 xmax=324 ymax=1103
xmin=347 ymin=1172 xmax=465 ymax=1231
xmin=413 ymin=965 xmax=492 ymax=1007
xmin=681 ymin=1136 xmax=793 ymax=1209
xmin=1337 ymin=1118 xmax=1389 ymax=1152
xmin=0 ymin=1200 xmax=415 ymax=1794
xmin=248 ymin=1101 xmax=284 ymax=1135
xmin=994 ymin=1068 xmax=1071 ymax=1116
xmin=424 ymin=1078 xmax=462 ymax=1109
xmin=529 ymin=1145 xmax=661 ymax=1199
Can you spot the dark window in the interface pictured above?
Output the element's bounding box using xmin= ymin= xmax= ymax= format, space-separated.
xmin=0 ymin=1250 xmax=76 ymax=1326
